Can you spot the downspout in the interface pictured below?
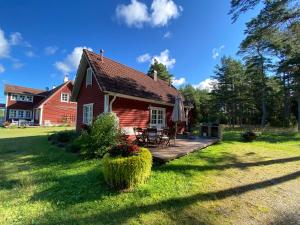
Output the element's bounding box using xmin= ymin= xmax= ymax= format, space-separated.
xmin=109 ymin=95 xmax=117 ymax=112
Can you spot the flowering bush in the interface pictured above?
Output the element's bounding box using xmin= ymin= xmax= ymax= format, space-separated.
xmin=109 ymin=144 xmax=140 ymax=157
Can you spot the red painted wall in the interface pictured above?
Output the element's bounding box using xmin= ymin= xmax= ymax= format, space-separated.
xmin=112 ymin=97 xmax=186 ymax=132
xmin=76 ymin=71 xmax=104 ymax=130
xmin=5 ymin=93 xmax=45 ymax=121
xmin=42 ymin=82 xmax=77 ymax=125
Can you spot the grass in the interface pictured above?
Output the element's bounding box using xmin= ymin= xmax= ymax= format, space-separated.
xmin=0 ymin=127 xmax=299 ymax=225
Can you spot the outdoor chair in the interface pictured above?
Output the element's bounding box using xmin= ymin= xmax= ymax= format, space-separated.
xmin=160 ymin=128 xmax=171 ymax=147
xmin=145 ymin=128 xmax=160 ymax=147
xmin=134 ymin=127 xmax=145 ymax=145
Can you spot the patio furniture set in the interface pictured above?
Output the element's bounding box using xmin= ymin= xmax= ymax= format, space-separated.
xmin=134 ymin=127 xmax=175 ymax=148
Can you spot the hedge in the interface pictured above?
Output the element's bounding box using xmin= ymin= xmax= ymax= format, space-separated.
xmin=102 ymin=148 xmax=152 ymax=190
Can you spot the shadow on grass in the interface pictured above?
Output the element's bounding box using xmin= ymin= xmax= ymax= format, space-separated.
xmin=34 ymin=171 xmax=300 ymax=225
xmin=0 ymin=135 xmax=116 ymax=205
xmin=219 ymin=131 xmax=300 ymax=144
xmin=156 ymin=156 xmax=300 ymax=174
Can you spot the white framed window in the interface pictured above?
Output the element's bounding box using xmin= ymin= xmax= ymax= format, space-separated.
xmin=18 ymin=110 xmax=24 ymax=118
xmin=9 ymin=109 xmax=17 ymax=118
xmin=11 ymin=94 xmax=17 ymax=101
xmin=25 ymin=110 xmax=32 ymax=118
xmin=26 ymin=96 xmax=33 ymax=102
xmin=61 ymin=93 xmax=69 ymax=102
xmin=86 ymin=67 xmax=93 ymax=87
xmin=9 ymin=109 xmax=32 ymax=119
xmin=83 ymin=103 xmax=93 ymax=125
xmin=150 ymin=107 xmax=166 ymax=128
xmin=10 ymin=94 xmax=33 ymax=102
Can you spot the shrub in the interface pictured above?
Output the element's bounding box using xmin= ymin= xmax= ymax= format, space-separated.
xmin=48 ymin=130 xmax=79 ymax=147
xmin=109 ymin=144 xmax=140 ymax=157
xmin=103 ymin=148 xmax=152 ymax=190
xmin=80 ymin=113 xmax=122 ymax=158
xmin=241 ymin=131 xmax=257 ymax=142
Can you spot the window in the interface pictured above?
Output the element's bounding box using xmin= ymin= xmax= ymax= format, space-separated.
xmin=61 ymin=93 xmax=69 ymax=102
xmin=86 ymin=67 xmax=93 ymax=87
xmin=150 ymin=107 xmax=166 ymax=128
xmin=19 ymin=95 xmax=26 ymax=101
xmin=11 ymin=94 xmax=17 ymax=100
xmin=18 ymin=110 xmax=24 ymax=118
xmin=10 ymin=94 xmax=33 ymax=102
xmin=25 ymin=110 xmax=32 ymax=118
xmin=26 ymin=96 xmax=33 ymax=102
xmin=83 ymin=104 xmax=93 ymax=125
xmin=9 ymin=109 xmax=17 ymax=118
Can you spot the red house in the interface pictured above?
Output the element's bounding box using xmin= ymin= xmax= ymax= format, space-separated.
xmin=4 ymin=77 xmax=77 ymax=126
xmin=71 ymin=49 xmax=191 ymax=135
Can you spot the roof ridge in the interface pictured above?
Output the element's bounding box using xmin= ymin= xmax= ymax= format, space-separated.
xmin=4 ymin=83 xmax=47 ymax=92
xmin=84 ymin=49 xmax=169 ymax=84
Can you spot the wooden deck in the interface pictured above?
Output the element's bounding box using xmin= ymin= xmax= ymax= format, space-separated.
xmin=149 ymin=137 xmax=219 ymax=162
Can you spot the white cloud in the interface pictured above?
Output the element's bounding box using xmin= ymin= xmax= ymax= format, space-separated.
xmin=54 ymin=46 xmax=93 ymax=74
xmin=212 ymin=45 xmax=225 ymax=59
xmin=9 ymin=32 xmax=22 ymax=46
xmin=193 ymin=78 xmax=218 ymax=92
xmin=44 ymin=46 xmax=58 ymax=55
xmin=0 ymin=28 xmax=10 ymax=58
xmin=116 ymin=0 xmax=150 ymax=28
xmin=172 ymin=77 xmax=185 ymax=86
xmin=0 ymin=64 xmax=5 ymax=73
xmin=115 ymin=0 xmax=182 ymax=28
xmin=152 ymin=49 xmax=176 ymax=69
xmin=26 ymin=50 xmax=37 ymax=57
xmin=12 ymin=62 xmax=24 ymax=69
xmin=163 ymin=31 xmax=172 ymax=38
xmin=151 ymin=0 xmax=182 ymax=27
xmin=137 ymin=53 xmax=151 ymax=63
xmin=137 ymin=49 xmax=176 ymax=69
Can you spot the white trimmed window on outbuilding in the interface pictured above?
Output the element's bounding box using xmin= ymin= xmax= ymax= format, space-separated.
xmin=61 ymin=93 xmax=69 ymax=102
xmin=83 ymin=103 xmax=93 ymax=125
xmin=86 ymin=67 xmax=93 ymax=87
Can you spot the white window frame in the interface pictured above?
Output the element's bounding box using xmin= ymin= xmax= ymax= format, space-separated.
xmin=86 ymin=67 xmax=93 ymax=87
xmin=149 ymin=106 xmax=166 ymax=128
xmin=10 ymin=94 xmax=33 ymax=102
xmin=9 ymin=109 xmax=32 ymax=119
xmin=9 ymin=109 xmax=17 ymax=119
xmin=61 ymin=93 xmax=69 ymax=102
xmin=11 ymin=94 xmax=17 ymax=101
xmin=83 ymin=103 xmax=93 ymax=125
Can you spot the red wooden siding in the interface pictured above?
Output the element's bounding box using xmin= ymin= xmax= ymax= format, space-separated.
xmin=112 ymin=96 xmax=186 ymax=132
xmin=5 ymin=93 xmax=45 ymax=121
xmin=76 ymin=71 xmax=104 ymax=130
xmin=42 ymin=82 xmax=77 ymax=125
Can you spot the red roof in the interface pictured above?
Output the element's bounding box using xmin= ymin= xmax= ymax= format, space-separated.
xmin=4 ymin=84 xmax=49 ymax=96
xmin=83 ymin=49 xmax=182 ymax=104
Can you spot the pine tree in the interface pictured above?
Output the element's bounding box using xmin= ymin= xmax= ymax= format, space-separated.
xmin=147 ymin=59 xmax=173 ymax=82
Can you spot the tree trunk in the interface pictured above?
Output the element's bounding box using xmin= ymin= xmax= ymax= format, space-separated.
xmin=297 ymin=97 xmax=300 ymax=132
xmin=261 ymin=98 xmax=267 ymax=127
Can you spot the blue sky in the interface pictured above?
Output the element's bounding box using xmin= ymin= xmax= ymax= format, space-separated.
xmin=0 ymin=0 xmax=260 ymax=103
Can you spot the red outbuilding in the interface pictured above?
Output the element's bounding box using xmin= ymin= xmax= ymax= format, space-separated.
xmin=4 ymin=77 xmax=77 ymax=126
xmin=71 ymin=49 xmax=192 ymax=135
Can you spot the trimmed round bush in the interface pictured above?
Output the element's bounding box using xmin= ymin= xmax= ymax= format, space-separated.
xmin=102 ymin=148 xmax=152 ymax=190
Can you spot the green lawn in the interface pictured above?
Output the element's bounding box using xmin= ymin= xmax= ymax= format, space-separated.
xmin=0 ymin=127 xmax=299 ymax=225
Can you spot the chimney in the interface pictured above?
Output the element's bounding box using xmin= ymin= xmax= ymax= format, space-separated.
xmin=150 ymin=70 xmax=158 ymax=81
xmin=100 ymin=49 xmax=104 ymax=62
xmin=63 ymin=75 xmax=69 ymax=83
